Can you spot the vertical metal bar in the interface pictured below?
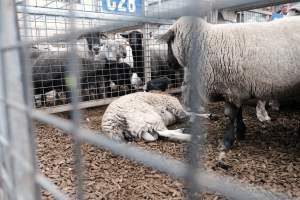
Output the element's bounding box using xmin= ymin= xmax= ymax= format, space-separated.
xmin=0 ymin=51 xmax=17 ymax=200
xmin=183 ymin=14 xmax=210 ymax=200
xmin=208 ymin=9 xmax=219 ymax=24
xmin=142 ymin=0 xmax=151 ymax=83
xmin=67 ymin=2 xmax=84 ymax=200
xmin=0 ymin=7 xmax=13 ymax=197
xmin=143 ymin=23 xmax=151 ymax=83
xmin=19 ymin=0 xmax=42 ymax=199
xmin=0 ymin=0 xmax=38 ymax=200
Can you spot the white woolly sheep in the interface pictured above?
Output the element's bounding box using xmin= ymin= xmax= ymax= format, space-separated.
xmin=256 ymin=9 xmax=300 ymax=122
xmin=287 ymin=4 xmax=300 ymax=16
xmin=161 ymin=16 xmax=300 ymax=150
xmin=101 ymin=92 xmax=191 ymax=142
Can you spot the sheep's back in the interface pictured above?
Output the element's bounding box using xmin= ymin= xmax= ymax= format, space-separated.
xmin=101 ymin=93 xmax=166 ymax=140
xmin=101 ymin=92 xmax=182 ymax=140
xmin=196 ymin=17 xmax=300 ymax=101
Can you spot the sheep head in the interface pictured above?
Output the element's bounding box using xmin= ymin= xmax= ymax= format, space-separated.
xmin=160 ymin=16 xmax=205 ymax=69
xmin=120 ymin=31 xmax=143 ymax=50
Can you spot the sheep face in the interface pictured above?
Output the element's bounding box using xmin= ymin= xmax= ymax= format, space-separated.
xmin=81 ymin=32 xmax=107 ymax=56
xmin=120 ymin=31 xmax=143 ymax=50
xmin=160 ymin=17 xmax=203 ymax=68
xmin=101 ymin=40 xmax=127 ymax=62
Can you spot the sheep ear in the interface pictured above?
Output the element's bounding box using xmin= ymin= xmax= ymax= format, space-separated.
xmin=159 ymin=29 xmax=175 ymax=43
xmin=98 ymin=33 xmax=108 ymax=39
xmin=77 ymin=33 xmax=85 ymax=39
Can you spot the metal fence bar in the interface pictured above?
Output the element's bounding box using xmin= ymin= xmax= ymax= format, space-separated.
xmin=0 ymin=54 xmax=15 ymax=200
xmin=67 ymin=3 xmax=85 ymax=199
xmin=0 ymin=21 xmax=145 ymax=51
xmin=0 ymin=1 xmax=298 ymax=200
xmin=143 ymin=23 xmax=152 ymax=83
xmin=0 ymin=93 xmax=292 ymax=199
xmin=0 ymin=0 xmax=39 ymax=200
xmin=35 ymin=88 xmax=181 ymax=114
xmin=19 ymin=1 xmax=42 ymax=199
xmin=16 ymin=5 xmax=176 ymax=24
xmin=36 ymin=174 xmax=70 ymax=200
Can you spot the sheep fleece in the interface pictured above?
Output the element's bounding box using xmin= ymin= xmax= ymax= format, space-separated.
xmin=167 ymin=16 xmax=300 ymax=106
xmin=101 ymin=92 xmax=185 ymax=141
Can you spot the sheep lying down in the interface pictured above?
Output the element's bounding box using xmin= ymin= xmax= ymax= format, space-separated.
xmin=102 ymin=92 xmax=193 ymax=142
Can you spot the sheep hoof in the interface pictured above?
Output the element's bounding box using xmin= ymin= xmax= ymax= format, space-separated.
xmin=223 ymin=134 xmax=235 ymax=150
xmin=223 ymin=140 xmax=233 ymax=151
xmin=141 ymin=131 xmax=159 ymax=142
xmin=123 ymin=130 xmax=134 ymax=142
xmin=258 ymin=115 xmax=271 ymax=122
xmin=236 ymin=128 xmax=246 ymax=140
xmin=236 ymin=132 xmax=245 ymax=140
xmin=216 ymin=161 xmax=231 ymax=171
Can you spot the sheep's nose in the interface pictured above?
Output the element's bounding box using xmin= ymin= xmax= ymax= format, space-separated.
xmin=93 ymin=47 xmax=100 ymax=54
xmin=122 ymin=52 xmax=127 ymax=58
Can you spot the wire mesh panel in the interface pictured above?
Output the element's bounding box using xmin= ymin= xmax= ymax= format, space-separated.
xmin=15 ymin=0 xmax=187 ymax=112
xmin=1 ymin=0 xmax=300 ymax=199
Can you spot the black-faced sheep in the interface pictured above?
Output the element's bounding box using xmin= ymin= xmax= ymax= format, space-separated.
xmin=161 ymin=16 xmax=300 ymax=150
xmin=120 ymin=31 xmax=144 ymax=79
xmin=120 ymin=30 xmax=183 ymax=88
xmin=143 ymin=76 xmax=171 ymax=92
xmin=31 ymin=33 xmax=112 ymax=105
xmin=101 ymin=92 xmax=191 ymax=142
xmin=99 ymin=37 xmax=142 ymax=94
xmin=103 ymin=61 xmax=134 ymax=97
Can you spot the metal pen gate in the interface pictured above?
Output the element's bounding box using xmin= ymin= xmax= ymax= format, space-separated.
xmin=0 ymin=0 xmax=299 ymax=199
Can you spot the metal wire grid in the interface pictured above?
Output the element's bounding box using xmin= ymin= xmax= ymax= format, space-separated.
xmin=0 ymin=0 xmax=298 ymax=200
xmin=236 ymin=2 xmax=300 ymax=23
xmin=16 ymin=1 xmax=183 ymax=110
xmin=238 ymin=10 xmax=271 ymax=23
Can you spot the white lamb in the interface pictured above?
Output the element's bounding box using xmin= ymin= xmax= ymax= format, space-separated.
xmin=101 ymin=92 xmax=191 ymax=142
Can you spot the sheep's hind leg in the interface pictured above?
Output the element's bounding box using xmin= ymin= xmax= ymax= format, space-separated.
xmin=256 ymin=100 xmax=271 ymax=122
xmin=223 ymin=102 xmax=246 ymax=150
xmin=156 ymin=129 xmax=191 ymax=142
xmin=236 ymin=106 xmax=246 ymax=140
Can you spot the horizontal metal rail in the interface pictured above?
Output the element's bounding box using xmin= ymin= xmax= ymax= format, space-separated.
xmin=37 ymin=88 xmax=182 ymax=114
xmin=36 ymin=174 xmax=69 ymax=200
xmin=16 ymin=5 xmax=175 ymax=24
xmin=220 ymin=0 xmax=300 ymax=11
xmin=1 ymin=19 xmax=174 ymax=52
xmin=0 ymin=96 xmax=293 ymax=200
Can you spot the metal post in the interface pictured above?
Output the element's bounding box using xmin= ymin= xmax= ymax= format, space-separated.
xmin=142 ymin=0 xmax=152 ymax=83
xmin=208 ymin=9 xmax=219 ymax=24
xmin=0 ymin=0 xmax=39 ymax=200
xmin=143 ymin=23 xmax=152 ymax=83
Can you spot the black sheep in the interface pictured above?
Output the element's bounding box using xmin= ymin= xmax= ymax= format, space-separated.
xmin=143 ymin=77 xmax=171 ymax=92
xmin=120 ymin=31 xmax=144 ymax=81
xmin=121 ymin=30 xmax=183 ymax=88
xmin=103 ymin=61 xmax=133 ymax=97
xmin=31 ymin=33 xmax=107 ymax=106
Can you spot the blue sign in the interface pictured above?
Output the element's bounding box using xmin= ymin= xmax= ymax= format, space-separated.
xmin=271 ymin=12 xmax=284 ymax=21
xmin=101 ymin=0 xmax=142 ymax=16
